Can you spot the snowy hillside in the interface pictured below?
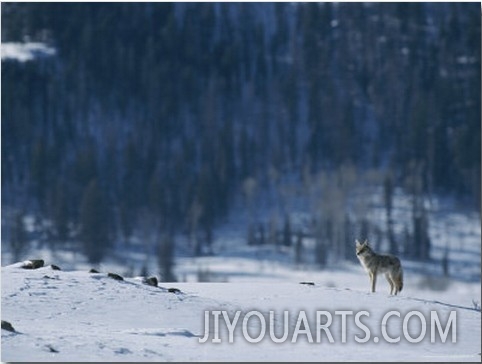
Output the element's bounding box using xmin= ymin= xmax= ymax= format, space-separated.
xmin=2 ymin=4 xmax=479 ymax=361
xmin=1 ymin=261 xmax=480 ymax=362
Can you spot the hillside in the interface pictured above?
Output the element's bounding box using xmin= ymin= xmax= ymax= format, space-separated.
xmin=1 ymin=4 xmax=480 ymax=361
xmin=2 ymin=3 xmax=480 ymax=269
xmin=1 ymin=261 xmax=480 ymax=362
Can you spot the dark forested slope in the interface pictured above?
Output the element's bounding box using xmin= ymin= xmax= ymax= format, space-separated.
xmin=2 ymin=3 xmax=480 ymax=264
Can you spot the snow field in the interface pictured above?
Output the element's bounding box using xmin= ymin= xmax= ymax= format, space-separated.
xmin=1 ymin=262 xmax=480 ymax=362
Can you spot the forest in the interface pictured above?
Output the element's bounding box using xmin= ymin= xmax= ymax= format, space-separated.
xmin=1 ymin=3 xmax=480 ymax=276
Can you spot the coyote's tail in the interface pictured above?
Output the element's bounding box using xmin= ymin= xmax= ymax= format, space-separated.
xmin=396 ymin=267 xmax=403 ymax=293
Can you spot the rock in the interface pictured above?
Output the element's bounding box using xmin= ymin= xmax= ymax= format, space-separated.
xmin=168 ymin=287 xmax=181 ymax=294
xmin=89 ymin=268 xmax=100 ymax=273
xmin=45 ymin=344 xmax=59 ymax=353
xmin=1 ymin=320 xmax=15 ymax=332
xmin=50 ymin=264 xmax=61 ymax=271
xmin=142 ymin=276 xmax=158 ymax=287
xmin=299 ymin=281 xmax=315 ymax=286
xmin=22 ymin=259 xmax=44 ymax=269
xmin=107 ymin=272 xmax=124 ymax=281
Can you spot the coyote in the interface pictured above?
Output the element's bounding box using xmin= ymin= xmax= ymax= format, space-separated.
xmin=355 ymin=239 xmax=403 ymax=295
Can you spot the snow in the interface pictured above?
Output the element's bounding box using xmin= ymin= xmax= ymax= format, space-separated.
xmin=1 ymin=187 xmax=480 ymax=361
xmin=1 ymin=42 xmax=56 ymax=62
xmin=1 ymin=260 xmax=480 ymax=362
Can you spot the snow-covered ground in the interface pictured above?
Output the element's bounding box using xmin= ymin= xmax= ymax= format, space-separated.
xmin=1 ymin=188 xmax=480 ymax=361
xmin=1 ymin=42 xmax=56 ymax=62
xmin=1 ymin=258 xmax=480 ymax=362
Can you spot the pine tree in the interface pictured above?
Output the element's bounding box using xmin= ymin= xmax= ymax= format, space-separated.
xmin=282 ymin=215 xmax=292 ymax=247
xmin=11 ymin=211 xmax=28 ymax=262
xmin=294 ymin=230 xmax=303 ymax=265
xmin=158 ymin=233 xmax=176 ymax=282
xmin=53 ymin=181 xmax=69 ymax=243
xmin=79 ymin=179 xmax=110 ymax=264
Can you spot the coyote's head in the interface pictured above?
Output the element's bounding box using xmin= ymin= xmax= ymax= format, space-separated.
xmin=355 ymin=239 xmax=372 ymax=257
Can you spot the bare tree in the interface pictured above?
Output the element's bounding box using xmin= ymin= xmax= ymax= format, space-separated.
xmin=384 ymin=172 xmax=398 ymax=255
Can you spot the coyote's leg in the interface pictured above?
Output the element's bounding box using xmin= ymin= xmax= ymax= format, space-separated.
xmin=370 ymin=271 xmax=377 ymax=293
xmin=386 ymin=273 xmax=394 ymax=295
xmin=393 ymin=276 xmax=398 ymax=295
